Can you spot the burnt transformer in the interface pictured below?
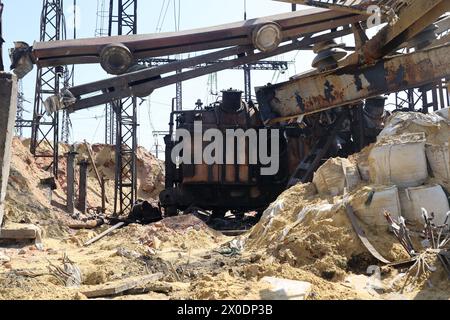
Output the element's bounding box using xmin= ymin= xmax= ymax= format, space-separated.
xmin=159 ymin=89 xmax=386 ymax=218
xmin=160 ymin=90 xmax=291 ymax=217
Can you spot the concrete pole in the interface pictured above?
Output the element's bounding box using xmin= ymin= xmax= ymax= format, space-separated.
xmin=66 ymin=148 xmax=77 ymax=214
xmin=0 ymin=73 xmax=18 ymax=228
xmin=77 ymin=160 xmax=89 ymax=214
xmin=0 ymin=1 xmax=4 ymax=72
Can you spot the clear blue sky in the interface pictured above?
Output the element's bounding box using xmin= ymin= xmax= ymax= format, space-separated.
xmin=2 ymin=0 xmax=343 ymax=153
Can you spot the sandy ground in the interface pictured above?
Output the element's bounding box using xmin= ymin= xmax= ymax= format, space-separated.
xmin=0 ymin=113 xmax=449 ymax=300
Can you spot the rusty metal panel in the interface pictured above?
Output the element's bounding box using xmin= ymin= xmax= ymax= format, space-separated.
xmin=257 ymin=42 xmax=450 ymax=123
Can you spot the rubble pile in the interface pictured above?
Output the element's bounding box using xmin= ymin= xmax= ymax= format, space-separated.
xmin=245 ymin=111 xmax=450 ymax=299
xmin=1 ymin=112 xmax=449 ymax=300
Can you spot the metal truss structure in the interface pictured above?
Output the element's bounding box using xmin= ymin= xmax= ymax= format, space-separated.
xmin=108 ymin=0 xmax=138 ymax=216
xmin=30 ymin=0 xmax=64 ymax=178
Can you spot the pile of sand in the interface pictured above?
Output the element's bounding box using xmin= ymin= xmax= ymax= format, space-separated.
xmin=4 ymin=138 xmax=165 ymax=227
xmin=242 ymin=111 xmax=450 ymax=299
xmin=4 ymin=138 xmax=71 ymax=238
xmin=245 ymin=184 xmax=408 ymax=281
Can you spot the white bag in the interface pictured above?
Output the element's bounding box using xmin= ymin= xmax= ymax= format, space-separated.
xmin=436 ymin=107 xmax=450 ymax=121
xmin=313 ymin=158 xmax=361 ymax=196
xmin=426 ymin=143 xmax=450 ymax=181
xmin=352 ymin=186 xmax=402 ymax=227
xmin=369 ymin=133 xmax=428 ymax=188
xmin=399 ymin=184 xmax=450 ymax=225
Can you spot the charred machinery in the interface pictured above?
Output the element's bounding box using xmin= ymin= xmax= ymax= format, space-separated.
xmin=160 ymin=89 xmax=289 ymax=217
xmin=160 ymin=87 xmax=387 ymax=217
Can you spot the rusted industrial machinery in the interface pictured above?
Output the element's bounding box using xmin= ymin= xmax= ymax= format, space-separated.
xmin=9 ymin=0 xmax=450 ymax=224
xmin=160 ymin=87 xmax=387 ymax=218
xmin=160 ymin=89 xmax=290 ymax=217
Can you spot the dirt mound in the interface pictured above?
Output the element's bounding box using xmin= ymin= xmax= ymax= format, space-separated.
xmin=4 ymin=138 xmax=165 ymax=226
xmin=245 ymin=183 xmax=408 ymax=282
xmin=242 ymin=111 xmax=450 ymax=299
xmin=4 ymin=138 xmax=71 ymax=237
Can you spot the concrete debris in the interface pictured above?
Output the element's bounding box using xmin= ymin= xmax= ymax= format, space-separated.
xmin=0 ymin=251 xmax=9 ymax=264
xmin=0 ymin=72 xmax=18 ymax=228
xmin=259 ymin=277 xmax=312 ymax=300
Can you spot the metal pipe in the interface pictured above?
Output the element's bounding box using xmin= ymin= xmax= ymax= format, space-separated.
xmin=77 ymin=160 xmax=89 ymax=214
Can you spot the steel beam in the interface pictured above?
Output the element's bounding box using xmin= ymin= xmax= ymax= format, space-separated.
xmin=51 ymin=27 xmax=353 ymax=113
xmin=29 ymin=8 xmax=365 ymax=69
xmin=256 ymin=42 xmax=450 ymax=123
xmin=110 ymin=0 xmax=138 ymax=217
xmin=275 ymin=0 xmax=377 ymax=15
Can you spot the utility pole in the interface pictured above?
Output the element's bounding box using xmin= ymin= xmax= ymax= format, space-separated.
xmin=61 ymin=1 xmax=77 ymax=144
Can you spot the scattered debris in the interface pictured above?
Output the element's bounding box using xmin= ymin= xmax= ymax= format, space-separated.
xmin=345 ymin=204 xmax=391 ymax=264
xmin=80 ymin=273 xmax=163 ymax=299
xmin=0 ymin=251 xmax=9 ymax=264
xmin=47 ymin=254 xmax=82 ymax=288
xmin=124 ymin=281 xmax=173 ymax=295
xmin=68 ymin=219 xmax=105 ymax=230
xmin=259 ymin=277 xmax=312 ymax=300
xmin=385 ymin=211 xmax=416 ymax=256
xmin=84 ymin=222 xmax=125 ymax=247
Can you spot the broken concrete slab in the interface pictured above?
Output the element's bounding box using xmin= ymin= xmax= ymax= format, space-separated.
xmin=259 ymin=277 xmax=312 ymax=300
xmin=0 ymin=224 xmax=44 ymax=250
xmin=0 ymin=72 xmax=18 ymax=228
xmin=0 ymin=228 xmax=37 ymax=240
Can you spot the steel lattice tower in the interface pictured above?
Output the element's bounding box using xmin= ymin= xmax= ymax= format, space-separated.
xmin=108 ymin=0 xmax=138 ymax=216
xmin=30 ymin=0 xmax=65 ymax=178
xmin=15 ymin=80 xmax=25 ymax=137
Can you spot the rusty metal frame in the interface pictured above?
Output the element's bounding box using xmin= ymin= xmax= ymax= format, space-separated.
xmin=275 ymin=0 xmax=381 ymax=15
xmin=57 ymin=26 xmax=354 ymax=113
xmin=339 ymin=0 xmax=450 ymax=67
xmin=30 ymin=8 xmax=365 ymax=68
xmin=256 ymin=42 xmax=450 ymax=123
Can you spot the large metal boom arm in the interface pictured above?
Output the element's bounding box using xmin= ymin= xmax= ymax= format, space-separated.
xmin=29 ymin=8 xmax=365 ymax=70
xmin=54 ymin=27 xmax=354 ymax=113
